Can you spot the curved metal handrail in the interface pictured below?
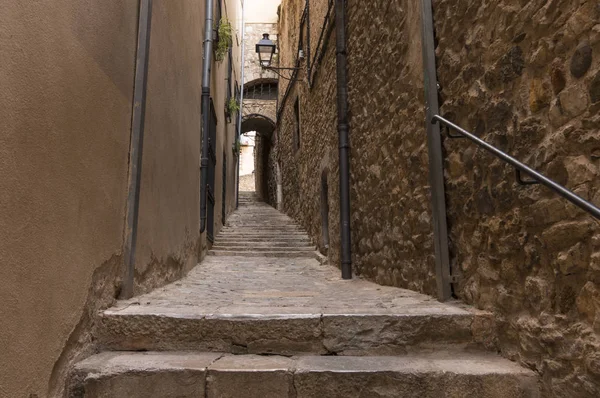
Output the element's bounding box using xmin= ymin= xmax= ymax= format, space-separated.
xmin=432 ymin=115 xmax=600 ymax=220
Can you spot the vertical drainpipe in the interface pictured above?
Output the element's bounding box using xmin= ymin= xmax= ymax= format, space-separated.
xmin=420 ymin=0 xmax=452 ymax=301
xmin=121 ymin=0 xmax=153 ymax=299
xmin=236 ymin=0 xmax=246 ymax=209
xmin=335 ymin=0 xmax=352 ymax=280
xmin=306 ymin=0 xmax=311 ymax=83
xmin=200 ymin=0 xmax=214 ymax=233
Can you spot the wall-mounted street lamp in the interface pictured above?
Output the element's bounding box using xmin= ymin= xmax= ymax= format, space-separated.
xmin=256 ymin=33 xmax=277 ymax=67
xmin=255 ymin=33 xmax=300 ymax=75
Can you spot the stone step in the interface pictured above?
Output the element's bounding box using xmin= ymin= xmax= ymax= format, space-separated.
xmin=211 ymin=246 xmax=315 ymax=252
xmin=213 ymin=241 xmax=314 ymax=248
xmin=215 ymin=239 xmax=312 ymax=245
xmin=223 ymin=225 xmax=301 ymax=229
xmin=99 ymin=306 xmax=482 ymax=355
xmin=216 ymin=234 xmax=310 ymax=239
xmin=70 ymin=352 xmax=540 ymax=398
xmin=208 ymin=250 xmax=318 ymax=258
xmin=220 ymin=229 xmax=306 ymax=234
xmin=221 ymin=225 xmax=304 ymax=230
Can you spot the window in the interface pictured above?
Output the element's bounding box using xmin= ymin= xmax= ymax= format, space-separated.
xmin=243 ymin=81 xmax=278 ymax=100
xmin=293 ymin=97 xmax=301 ymax=152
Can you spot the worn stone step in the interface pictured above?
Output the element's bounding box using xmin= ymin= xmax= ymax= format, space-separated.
xmin=211 ymin=246 xmax=315 ymax=252
xmin=216 ymin=234 xmax=310 ymax=239
xmin=213 ymin=241 xmax=314 ymax=248
xmin=70 ymin=352 xmax=540 ymax=398
xmin=219 ymin=230 xmax=306 ymax=235
xmin=216 ymin=236 xmax=311 ymax=241
xmin=215 ymin=239 xmax=313 ymax=246
xmin=99 ymin=306 xmax=482 ymax=355
xmin=208 ymin=250 xmax=318 ymax=258
xmin=219 ymin=230 xmax=307 ymax=234
xmin=221 ymin=226 xmax=304 ymax=231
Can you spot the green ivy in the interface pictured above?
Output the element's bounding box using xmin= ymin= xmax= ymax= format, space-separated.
xmin=227 ymin=97 xmax=240 ymax=115
xmin=215 ymin=19 xmax=233 ymax=62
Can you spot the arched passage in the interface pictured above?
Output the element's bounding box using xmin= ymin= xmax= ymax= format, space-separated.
xmin=240 ymin=114 xmax=277 ymax=206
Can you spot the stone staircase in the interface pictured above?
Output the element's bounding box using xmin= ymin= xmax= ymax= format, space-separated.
xmin=209 ymin=194 xmax=318 ymax=258
xmin=67 ymin=192 xmax=540 ymax=397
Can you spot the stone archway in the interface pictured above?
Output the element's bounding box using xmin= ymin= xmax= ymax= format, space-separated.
xmin=241 ymin=114 xmax=276 ymax=205
xmin=241 ymin=78 xmax=278 ymax=206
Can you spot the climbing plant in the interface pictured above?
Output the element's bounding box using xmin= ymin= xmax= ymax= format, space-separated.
xmin=215 ymin=19 xmax=232 ymax=62
xmin=227 ymin=97 xmax=240 ymax=115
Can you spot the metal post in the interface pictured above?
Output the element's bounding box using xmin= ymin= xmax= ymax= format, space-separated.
xmin=421 ymin=0 xmax=452 ymax=300
xmin=121 ymin=0 xmax=153 ymax=299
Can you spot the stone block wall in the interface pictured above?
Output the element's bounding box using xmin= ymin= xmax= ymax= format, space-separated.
xmin=434 ymin=1 xmax=600 ymax=396
xmin=244 ymin=23 xmax=279 ymax=84
xmin=276 ymin=0 xmax=600 ymax=394
xmin=276 ymin=0 xmax=436 ymax=288
xmin=346 ymin=0 xmax=436 ymax=294
xmin=277 ymin=0 xmax=342 ymax=259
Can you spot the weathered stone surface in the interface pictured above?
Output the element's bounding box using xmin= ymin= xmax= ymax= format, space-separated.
xmin=550 ymin=62 xmax=567 ymax=94
xmin=72 ymin=352 xmax=541 ymax=398
xmin=207 ymin=355 xmax=295 ymax=398
xmin=293 ymin=354 xmax=540 ymax=398
xmin=590 ymin=70 xmax=600 ymax=103
xmin=69 ymin=352 xmax=220 ymax=397
xmin=577 ymin=282 xmax=600 ymax=327
xmin=559 ymin=85 xmax=590 ymax=118
xmin=570 ymin=43 xmax=593 ymax=78
xmin=529 ymin=79 xmax=551 ymax=113
xmin=275 ymin=0 xmax=437 ymax=294
xmin=434 ymin=0 xmax=600 ymax=396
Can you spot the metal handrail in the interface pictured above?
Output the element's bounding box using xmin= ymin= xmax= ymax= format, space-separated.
xmin=432 ymin=115 xmax=600 ymax=220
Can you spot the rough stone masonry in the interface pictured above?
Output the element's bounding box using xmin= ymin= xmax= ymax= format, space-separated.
xmin=435 ymin=0 xmax=600 ymax=396
xmin=274 ymin=0 xmax=600 ymax=396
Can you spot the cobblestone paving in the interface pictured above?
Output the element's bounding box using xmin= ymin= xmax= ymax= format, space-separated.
xmin=111 ymin=255 xmax=470 ymax=317
xmin=111 ymin=194 xmax=469 ymax=318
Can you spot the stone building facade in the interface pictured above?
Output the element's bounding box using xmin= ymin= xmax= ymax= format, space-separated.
xmin=0 ymin=1 xmax=241 ymax=396
xmin=275 ymin=0 xmax=600 ymax=396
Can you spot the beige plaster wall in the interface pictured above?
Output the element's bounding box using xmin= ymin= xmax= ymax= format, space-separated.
xmin=134 ymin=0 xmax=205 ymax=291
xmin=0 ymin=0 xmax=242 ymax=396
xmin=211 ymin=0 xmax=243 ymax=232
xmin=0 ymin=1 xmax=138 ymax=397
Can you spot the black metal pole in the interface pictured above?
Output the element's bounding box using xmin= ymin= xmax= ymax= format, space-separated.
xmin=335 ymin=0 xmax=352 ymax=280
xmin=421 ymin=0 xmax=452 ymax=301
xmin=200 ymin=0 xmax=214 ymax=233
xmin=306 ymin=0 xmax=311 ymax=82
xmin=121 ymin=0 xmax=153 ymax=299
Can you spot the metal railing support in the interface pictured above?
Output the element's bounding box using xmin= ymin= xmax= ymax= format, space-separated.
xmin=421 ymin=0 xmax=453 ymax=301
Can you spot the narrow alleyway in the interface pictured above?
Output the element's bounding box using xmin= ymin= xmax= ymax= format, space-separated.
xmin=69 ymin=193 xmax=540 ymax=396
